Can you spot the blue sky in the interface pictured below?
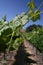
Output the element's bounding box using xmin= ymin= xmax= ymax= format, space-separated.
xmin=0 ymin=0 xmax=43 ymax=28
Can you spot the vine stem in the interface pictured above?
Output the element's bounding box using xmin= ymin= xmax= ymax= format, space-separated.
xmin=37 ymin=2 xmax=43 ymax=10
xmin=7 ymin=31 xmax=14 ymax=53
xmin=24 ymin=11 xmax=43 ymax=26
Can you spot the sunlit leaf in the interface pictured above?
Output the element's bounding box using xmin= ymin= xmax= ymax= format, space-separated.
xmin=32 ymin=10 xmax=40 ymax=22
xmin=28 ymin=10 xmax=34 ymax=17
xmin=12 ymin=37 xmax=23 ymax=49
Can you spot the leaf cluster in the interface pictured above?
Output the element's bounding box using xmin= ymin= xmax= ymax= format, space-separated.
xmin=25 ymin=25 xmax=43 ymax=52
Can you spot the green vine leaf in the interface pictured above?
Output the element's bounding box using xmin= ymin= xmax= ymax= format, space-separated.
xmin=32 ymin=10 xmax=40 ymax=21
xmin=28 ymin=0 xmax=36 ymax=10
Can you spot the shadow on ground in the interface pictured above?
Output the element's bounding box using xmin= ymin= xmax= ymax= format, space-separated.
xmin=13 ymin=44 xmax=36 ymax=65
